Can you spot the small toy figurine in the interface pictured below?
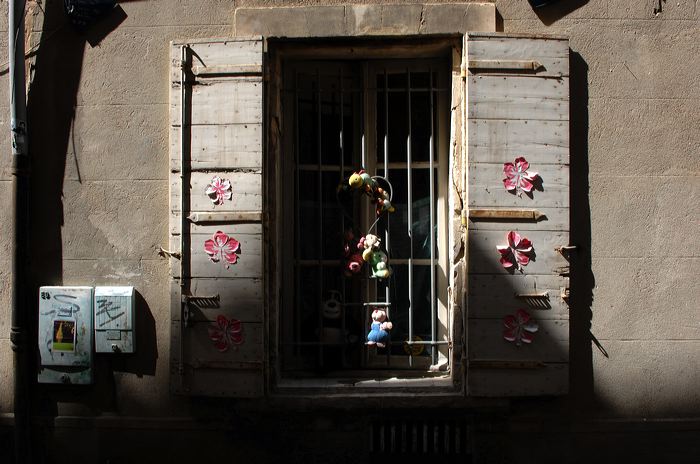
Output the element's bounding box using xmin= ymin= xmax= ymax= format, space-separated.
xmin=367 ymin=308 xmax=393 ymax=348
xmin=343 ymin=229 xmax=365 ymax=276
xmin=345 ymin=253 xmax=364 ymax=275
xmin=320 ymin=291 xmax=343 ymax=345
xmin=348 ymin=170 xmax=395 ymax=216
xmin=373 ymin=186 xmax=395 ymax=215
xmin=360 ymin=234 xmax=392 ymax=279
xmin=349 ymin=170 xmax=376 ymax=192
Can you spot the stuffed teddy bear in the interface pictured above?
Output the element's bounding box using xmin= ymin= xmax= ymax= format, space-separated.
xmin=360 ymin=234 xmax=392 ymax=279
xmin=344 ymin=253 xmax=364 ymax=276
xmin=319 ymin=291 xmax=344 ymax=345
xmin=366 ymin=250 xmax=392 ymax=279
xmin=343 ymin=229 xmax=365 ymax=276
xmin=360 ymin=233 xmax=381 ymax=259
xmin=367 ymin=308 xmax=393 ymax=348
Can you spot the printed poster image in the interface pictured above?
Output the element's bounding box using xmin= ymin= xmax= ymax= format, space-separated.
xmin=52 ymin=319 xmax=76 ymax=352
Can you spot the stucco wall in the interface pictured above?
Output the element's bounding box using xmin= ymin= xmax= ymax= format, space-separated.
xmin=0 ymin=0 xmax=698 ymax=461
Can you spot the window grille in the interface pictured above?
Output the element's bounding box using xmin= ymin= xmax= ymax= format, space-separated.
xmin=281 ymin=59 xmax=451 ymax=374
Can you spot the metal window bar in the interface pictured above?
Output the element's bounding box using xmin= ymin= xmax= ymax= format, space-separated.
xmin=382 ymin=67 xmax=391 ymax=366
xmin=406 ymin=68 xmax=415 ymax=368
xmin=316 ymin=67 xmax=324 ymax=366
xmin=339 ymin=66 xmax=347 ymax=367
xmin=294 ymin=70 xmax=302 ymax=359
xmin=429 ymin=67 xmax=437 ymax=365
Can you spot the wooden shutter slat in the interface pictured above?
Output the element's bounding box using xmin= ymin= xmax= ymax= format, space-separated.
xmin=170 ymin=80 xmax=263 ymax=127
xmin=466 ymin=33 xmax=570 ymax=397
xmin=170 ymin=124 xmax=263 ymax=172
xmin=469 ymin=319 xmax=569 ymax=362
xmin=467 ymin=36 xmax=569 ymax=77
xmin=469 ymin=119 xmax=569 ymax=165
xmin=468 ymin=230 xmax=569 ymax=275
xmin=170 ymin=231 xmax=263 ymax=279
xmin=467 ymin=207 xmax=568 ymax=232
xmin=469 ymin=274 xmax=569 ymax=319
xmin=170 ymin=171 xmax=262 ymax=213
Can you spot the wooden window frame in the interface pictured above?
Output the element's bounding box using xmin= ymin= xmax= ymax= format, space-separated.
xmin=266 ymin=37 xmax=466 ymax=395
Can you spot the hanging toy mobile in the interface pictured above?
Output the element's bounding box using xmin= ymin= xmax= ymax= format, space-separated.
xmin=341 ymin=169 xmax=395 ymax=280
xmin=338 ymin=168 xmax=397 ymax=349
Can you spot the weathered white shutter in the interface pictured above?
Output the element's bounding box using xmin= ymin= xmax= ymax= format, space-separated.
xmin=169 ymin=38 xmax=264 ymax=397
xmin=465 ymin=33 xmax=570 ymax=396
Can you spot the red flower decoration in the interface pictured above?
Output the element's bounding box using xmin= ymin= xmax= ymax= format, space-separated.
xmin=503 ymin=309 xmax=538 ymax=346
xmin=205 ymin=176 xmax=233 ymax=206
xmin=503 ymin=157 xmax=539 ymax=196
xmin=497 ymin=231 xmax=533 ymax=271
xmin=204 ymin=231 xmax=240 ymax=269
xmin=208 ymin=315 xmax=243 ymax=352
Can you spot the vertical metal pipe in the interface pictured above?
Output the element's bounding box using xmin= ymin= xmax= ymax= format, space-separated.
xmin=9 ymin=1 xmax=31 ymax=462
xmin=429 ymin=68 xmax=437 ymax=364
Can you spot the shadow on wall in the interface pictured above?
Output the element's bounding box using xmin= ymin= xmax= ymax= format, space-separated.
xmin=530 ymin=0 xmax=590 ymax=26
xmin=109 ymin=290 xmax=158 ymax=377
xmin=567 ymin=51 xmax=603 ymax=416
xmin=24 ymin=2 xmax=135 ymax=458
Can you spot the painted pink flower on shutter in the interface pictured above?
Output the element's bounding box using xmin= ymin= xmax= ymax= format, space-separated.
xmin=204 ymin=231 xmax=240 ymax=269
xmin=503 ymin=157 xmax=539 ymax=195
xmin=208 ymin=315 xmax=244 ymax=352
xmin=205 ymin=176 xmax=232 ymax=206
xmin=497 ymin=231 xmax=533 ymax=271
xmin=503 ymin=309 xmax=538 ymax=346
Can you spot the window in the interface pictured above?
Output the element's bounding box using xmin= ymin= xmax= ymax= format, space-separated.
xmin=277 ymin=52 xmax=452 ymax=380
xmin=169 ymin=34 xmax=571 ymax=398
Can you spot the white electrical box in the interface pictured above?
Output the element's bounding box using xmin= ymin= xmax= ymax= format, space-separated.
xmin=94 ymin=286 xmax=135 ymax=353
xmin=38 ymin=286 xmax=94 ymax=384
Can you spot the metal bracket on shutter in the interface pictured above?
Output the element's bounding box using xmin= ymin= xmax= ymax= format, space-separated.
xmin=191 ymin=64 xmax=263 ymax=77
xmin=188 ymin=211 xmax=262 ymax=224
xmin=560 ymin=287 xmax=570 ymax=302
xmin=158 ymin=246 xmax=181 ymax=260
xmin=555 ymin=245 xmax=578 ymax=256
xmin=182 ymin=294 xmax=220 ymax=308
xmin=468 ymin=59 xmax=543 ymax=72
xmin=555 ymin=265 xmax=570 ymax=277
xmin=469 ymin=208 xmax=546 ymax=221
xmin=182 ymin=294 xmax=220 ymax=327
xmin=515 ymin=291 xmax=551 ymax=309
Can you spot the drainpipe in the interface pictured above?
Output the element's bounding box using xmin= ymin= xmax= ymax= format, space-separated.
xmin=9 ymin=0 xmax=32 ymax=462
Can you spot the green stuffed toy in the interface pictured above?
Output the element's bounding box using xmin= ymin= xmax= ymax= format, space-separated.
xmin=360 ymin=234 xmax=393 ymax=279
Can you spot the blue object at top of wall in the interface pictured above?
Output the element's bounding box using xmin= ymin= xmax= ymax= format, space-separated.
xmin=64 ymin=0 xmax=117 ymax=30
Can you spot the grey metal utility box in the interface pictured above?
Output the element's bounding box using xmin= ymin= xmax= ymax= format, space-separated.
xmin=38 ymin=286 xmax=94 ymax=384
xmin=94 ymin=286 xmax=135 ymax=353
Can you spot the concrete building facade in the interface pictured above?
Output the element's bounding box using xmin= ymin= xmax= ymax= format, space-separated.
xmin=0 ymin=0 xmax=698 ymax=462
